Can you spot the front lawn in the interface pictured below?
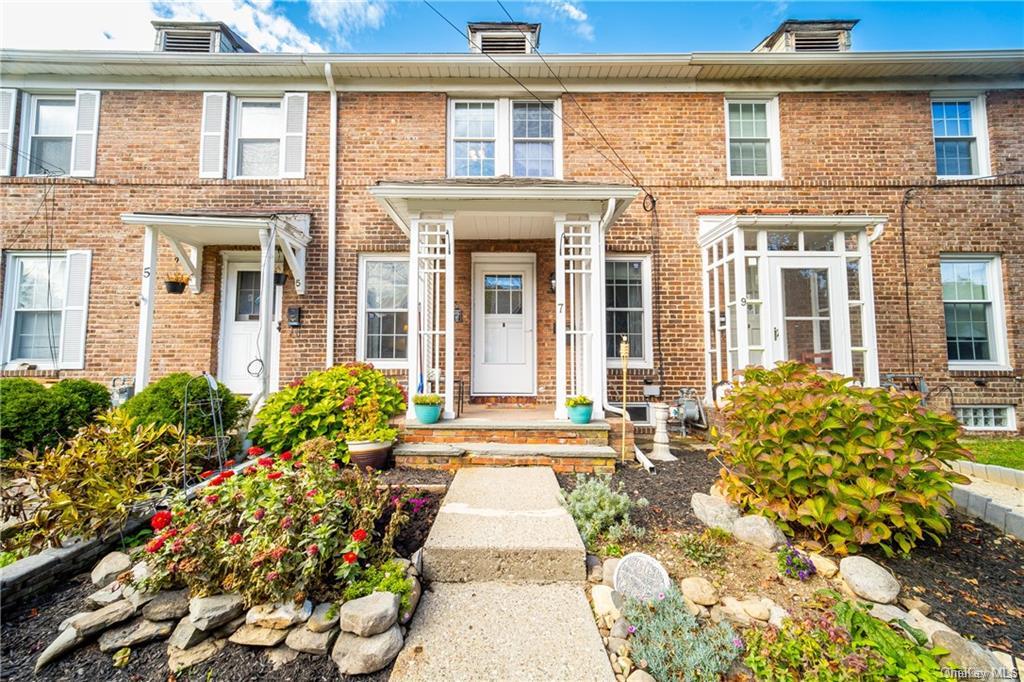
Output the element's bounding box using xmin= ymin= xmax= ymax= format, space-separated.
xmin=964 ymin=438 xmax=1024 ymax=471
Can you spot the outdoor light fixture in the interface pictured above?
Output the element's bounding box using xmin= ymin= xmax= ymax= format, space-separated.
xmin=549 ymin=271 xmax=556 ymax=293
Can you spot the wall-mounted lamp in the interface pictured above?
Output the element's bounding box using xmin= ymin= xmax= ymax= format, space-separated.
xmin=548 ymin=271 xmax=556 ymax=294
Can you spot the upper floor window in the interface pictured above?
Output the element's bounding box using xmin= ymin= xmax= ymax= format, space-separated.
xmin=27 ymin=96 xmax=74 ymax=175
xmin=213 ymin=92 xmax=306 ymax=180
xmin=725 ymin=97 xmax=781 ymax=180
xmin=9 ymin=90 xmax=101 ymax=178
xmin=931 ymin=96 xmax=990 ymax=178
xmin=941 ymin=255 xmax=1007 ymax=369
xmin=448 ymin=98 xmax=561 ymax=179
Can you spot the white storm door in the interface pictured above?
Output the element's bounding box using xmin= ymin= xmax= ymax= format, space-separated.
xmin=472 ymin=259 xmax=535 ymax=395
xmin=220 ymin=261 xmax=280 ymax=394
xmin=768 ymin=257 xmax=849 ymax=375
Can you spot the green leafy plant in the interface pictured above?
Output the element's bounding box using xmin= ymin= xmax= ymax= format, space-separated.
xmin=412 ymin=393 xmax=443 ymax=406
xmin=676 ymin=529 xmax=731 ymax=568
xmin=714 ymin=362 xmax=971 ymax=556
xmin=341 ymin=558 xmax=413 ymax=612
xmin=622 ymin=587 xmax=740 ymax=682
xmin=142 ymin=437 xmax=414 ymax=606
xmin=345 ymin=420 xmax=399 ymax=443
xmin=122 ymin=373 xmax=246 ymax=438
xmin=250 ymin=363 xmax=406 ymax=456
xmin=776 ymin=543 xmax=816 ymax=581
xmin=0 ymin=377 xmax=111 ymax=459
xmin=2 ymin=410 xmax=204 ymax=551
xmin=601 ymin=542 xmax=624 ymax=557
xmin=566 ymin=395 xmax=593 ymax=407
xmin=564 ymin=475 xmax=647 ymax=549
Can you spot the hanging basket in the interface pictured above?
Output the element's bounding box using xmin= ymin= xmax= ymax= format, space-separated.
xmin=274 ymin=272 xmax=288 ymax=286
xmin=164 ymin=280 xmax=187 ymax=294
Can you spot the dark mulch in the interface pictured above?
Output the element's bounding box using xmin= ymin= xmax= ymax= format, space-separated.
xmin=378 ymin=467 xmax=453 ymax=487
xmin=0 ymin=488 xmax=441 ymax=681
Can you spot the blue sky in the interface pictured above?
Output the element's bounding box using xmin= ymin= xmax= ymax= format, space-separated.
xmin=2 ymin=1 xmax=1022 ymax=54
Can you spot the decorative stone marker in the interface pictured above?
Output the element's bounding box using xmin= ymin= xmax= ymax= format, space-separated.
xmin=612 ymin=552 xmax=672 ymax=601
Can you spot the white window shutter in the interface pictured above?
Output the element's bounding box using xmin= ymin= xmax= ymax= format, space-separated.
xmin=0 ymin=89 xmax=16 ymax=176
xmin=70 ymin=90 xmax=100 ymax=177
xmin=59 ymin=250 xmax=92 ymax=369
xmin=281 ymin=92 xmax=307 ymax=178
xmin=199 ymin=92 xmax=228 ymax=178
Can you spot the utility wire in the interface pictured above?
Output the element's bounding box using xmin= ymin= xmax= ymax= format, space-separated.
xmin=0 ymin=141 xmax=99 ymax=184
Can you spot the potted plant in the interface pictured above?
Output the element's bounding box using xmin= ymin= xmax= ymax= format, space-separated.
xmin=412 ymin=393 xmax=443 ymax=424
xmin=164 ymin=273 xmax=189 ymax=294
xmin=566 ymin=395 xmax=594 ymax=424
xmin=345 ymin=421 xmax=398 ymax=471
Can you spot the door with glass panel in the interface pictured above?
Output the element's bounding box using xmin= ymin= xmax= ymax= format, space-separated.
xmin=471 ymin=259 xmax=535 ymax=395
xmin=219 ymin=261 xmax=279 ymax=394
xmin=768 ymin=258 xmax=849 ymax=375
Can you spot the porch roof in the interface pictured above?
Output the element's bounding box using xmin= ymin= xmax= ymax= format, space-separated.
xmin=120 ymin=211 xmax=311 ymax=247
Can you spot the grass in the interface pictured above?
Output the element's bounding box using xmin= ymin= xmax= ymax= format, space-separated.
xmin=963 ymin=438 xmax=1024 ymax=471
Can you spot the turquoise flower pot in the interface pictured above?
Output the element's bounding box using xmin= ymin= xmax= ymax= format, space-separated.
xmin=414 ymin=403 xmax=442 ymax=424
xmin=567 ymin=403 xmax=593 ymax=424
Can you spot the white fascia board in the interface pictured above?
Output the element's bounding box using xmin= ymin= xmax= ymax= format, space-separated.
xmin=697 ymin=214 xmax=889 ymax=247
xmin=369 ymin=183 xmax=640 ymax=202
xmin=121 ymin=212 xmax=279 ymax=230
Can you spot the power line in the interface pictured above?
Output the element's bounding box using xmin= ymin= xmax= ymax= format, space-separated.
xmin=0 ymin=141 xmax=99 ymax=184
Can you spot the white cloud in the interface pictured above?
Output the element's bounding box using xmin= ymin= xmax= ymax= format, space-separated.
xmin=307 ymin=0 xmax=387 ymax=33
xmin=527 ymin=0 xmax=595 ymax=42
xmin=153 ymin=1 xmax=325 ymax=53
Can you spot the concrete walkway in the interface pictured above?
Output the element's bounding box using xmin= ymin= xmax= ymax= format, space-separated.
xmin=390 ymin=467 xmax=614 ymax=682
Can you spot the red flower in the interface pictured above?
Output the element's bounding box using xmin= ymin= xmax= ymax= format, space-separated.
xmin=150 ymin=510 xmax=172 ymax=531
xmin=306 ymin=489 xmax=318 ymax=498
xmin=145 ymin=537 xmax=165 ymax=554
xmin=199 ymin=470 xmax=214 ymax=479
xmin=204 ymin=494 xmax=219 ymax=505
xmin=310 ymin=513 xmax=322 ymax=525
xmin=280 ymin=451 xmax=293 ymax=461
xmin=289 ymin=404 xmax=306 ymax=416
xmin=244 ymin=466 xmax=257 ymax=476
xmin=254 ymin=508 xmax=266 ymax=521
xmin=257 ymin=457 xmax=274 ymax=467
xmin=224 ymin=459 xmax=236 ymax=467
xmin=289 ymin=377 xmax=303 ymax=388
xmin=341 ymin=395 xmax=356 ymax=410
xmin=164 ymin=528 xmax=179 ymax=539
xmin=229 ymin=533 xmax=243 ymax=545
xmin=280 ymin=517 xmax=293 ymax=530
xmin=248 ymin=446 xmax=265 ymax=456
xmin=171 ymin=539 xmax=184 ymax=554
xmin=307 ymin=544 xmax=319 ymax=556
xmin=285 ymin=495 xmax=295 ymax=505
xmin=267 ymin=471 xmax=283 ymax=480
xmin=266 ymin=571 xmax=280 ymax=581
xmin=330 ymin=462 xmax=340 ymax=471
xmin=343 ymin=552 xmax=358 ymax=564
xmin=292 ymin=462 xmax=304 ymax=469
xmin=270 ymin=546 xmax=288 ymax=560
xmin=208 ymin=475 xmax=224 ymax=487
xmin=222 ymin=470 xmax=235 ymax=479
xmin=351 ymin=528 xmax=368 ymax=542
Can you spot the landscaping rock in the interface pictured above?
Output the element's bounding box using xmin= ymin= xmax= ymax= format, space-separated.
xmin=309 ymin=602 xmax=339 ymax=633
xmin=679 ymin=576 xmax=718 ymax=606
xmin=591 ymin=585 xmax=624 ymax=621
xmin=332 ymin=624 xmax=403 ymax=675
xmin=691 ymin=493 xmax=740 ymax=532
xmin=70 ymin=599 xmax=136 ymax=637
xmin=167 ymin=637 xmax=226 ymax=673
xmin=286 ymin=625 xmax=339 ymax=655
xmin=607 ymin=637 xmax=629 ymax=656
xmin=229 ymin=623 xmax=290 ymax=647
xmin=906 ymin=608 xmax=955 ymax=643
xmin=933 ymin=631 xmax=1002 ymax=674
xmin=808 ymin=553 xmax=839 ymax=578
xmin=339 ymin=592 xmax=399 ymax=637
xmin=714 ymin=597 xmax=753 ymax=627
xmin=610 ymin=617 xmax=631 ymax=639
xmin=682 ymin=596 xmax=703 ymax=617
xmin=212 ymin=614 xmax=247 ymax=639
xmin=35 ymin=628 xmax=79 ymax=672
xmin=587 ymin=554 xmax=603 ymax=583
xmin=247 ymin=600 xmax=313 ymax=629
xmin=839 ymin=556 xmax=900 ymax=604
xmin=98 ymin=617 xmax=175 ymax=653
xmin=189 ymin=594 xmax=244 ymax=631
xmin=410 ymin=548 xmax=423 ymax=575
xmin=869 ymin=603 xmax=910 ymax=624
xmin=899 ymin=597 xmax=931 ymax=616
xmin=627 ymin=670 xmax=656 ymax=682
xmin=401 ymin=579 xmax=422 ymax=625
xmin=85 ymin=582 xmax=124 ymax=609
xmin=732 ymin=515 xmax=786 ymax=550
xmin=768 ymin=605 xmax=788 ymax=628
xmin=602 ymin=558 xmax=620 ymax=587
xmin=267 ymin=644 xmax=299 ymax=669
xmin=168 ymin=618 xmax=208 ymax=650
xmin=91 ymin=551 xmax=131 ymax=587
xmin=143 ymin=589 xmax=190 ymax=621
xmin=393 ymin=558 xmax=412 ymax=575
xmin=740 ymin=598 xmax=770 ymax=621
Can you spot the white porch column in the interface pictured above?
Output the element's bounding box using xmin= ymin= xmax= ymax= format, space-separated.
xmin=588 ymin=216 xmax=606 ymax=420
xmin=406 ymin=218 xmax=420 ymax=420
xmin=554 ymin=219 xmax=568 ymax=420
xmin=134 ymin=225 xmax=158 ymax=391
xmin=443 ymin=223 xmax=455 ymax=419
xmin=257 ymin=228 xmax=276 ymax=402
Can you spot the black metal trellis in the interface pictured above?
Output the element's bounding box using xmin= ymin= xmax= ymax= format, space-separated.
xmin=181 ymin=372 xmax=230 ymax=489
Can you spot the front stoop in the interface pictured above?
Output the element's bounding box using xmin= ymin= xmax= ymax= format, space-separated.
xmin=421 ymin=467 xmax=586 ymax=583
xmin=394 ymin=442 xmax=618 ymax=474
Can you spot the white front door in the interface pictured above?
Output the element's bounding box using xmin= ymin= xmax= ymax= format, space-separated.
xmin=768 ymin=257 xmax=849 ymax=375
xmin=220 ymin=260 xmax=279 ymax=395
xmin=472 ymin=256 xmax=535 ymax=395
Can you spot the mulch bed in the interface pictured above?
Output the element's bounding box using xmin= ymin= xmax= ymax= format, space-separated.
xmin=0 ymin=484 xmax=442 ymax=682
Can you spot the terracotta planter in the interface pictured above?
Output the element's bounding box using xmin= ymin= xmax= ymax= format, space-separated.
xmin=164 ymin=280 xmax=187 ymax=294
xmin=347 ymin=439 xmax=393 ymax=471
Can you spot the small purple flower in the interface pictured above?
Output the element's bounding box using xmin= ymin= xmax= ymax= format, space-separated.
xmin=628 ymin=625 xmax=637 ymax=634
xmin=657 ymin=592 xmax=665 ymax=601
xmin=732 ymin=636 xmax=744 ymax=650
xmin=409 ymin=497 xmax=428 ymax=514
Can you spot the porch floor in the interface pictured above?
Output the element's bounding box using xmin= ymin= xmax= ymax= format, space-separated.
xmin=403 ymin=403 xmax=610 ymax=430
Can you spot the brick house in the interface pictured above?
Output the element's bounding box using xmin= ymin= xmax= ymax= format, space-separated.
xmin=1 ymin=18 xmax=1022 ymax=455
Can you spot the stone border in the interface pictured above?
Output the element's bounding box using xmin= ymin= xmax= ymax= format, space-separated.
xmin=949 ymin=460 xmax=1024 ymax=490
xmin=950 ymin=484 xmax=1024 ymax=540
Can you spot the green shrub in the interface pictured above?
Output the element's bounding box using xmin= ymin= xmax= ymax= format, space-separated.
xmin=122 ymin=373 xmax=246 ymax=438
xmin=676 ymin=529 xmax=731 ymax=568
xmin=566 ymin=395 xmax=593 ymax=407
xmin=0 ymin=377 xmax=111 ymax=459
xmin=249 ymin=363 xmax=406 ymax=456
xmin=564 ymin=475 xmax=647 ymax=549
xmin=623 ymin=587 xmax=740 ymax=681
xmin=342 ymin=559 xmax=414 ymax=612
xmin=412 ymin=393 xmax=443 ymax=406
xmin=714 ymin=362 xmax=971 ymax=556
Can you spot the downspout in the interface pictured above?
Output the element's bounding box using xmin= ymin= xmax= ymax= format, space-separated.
xmin=324 ymin=62 xmax=338 ymax=367
xmin=598 ymin=198 xmax=625 ymax=419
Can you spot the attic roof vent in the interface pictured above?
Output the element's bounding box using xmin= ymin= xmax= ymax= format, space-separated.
xmin=753 ymin=19 xmax=857 ymax=53
xmin=152 ymin=20 xmax=257 ymax=53
xmin=162 ymin=30 xmax=215 ymax=53
xmin=468 ymin=22 xmax=540 ymax=55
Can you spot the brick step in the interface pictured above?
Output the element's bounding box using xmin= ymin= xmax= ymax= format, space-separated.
xmin=394 ymin=442 xmax=617 ymax=474
xmin=400 ymin=420 xmax=611 ymax=446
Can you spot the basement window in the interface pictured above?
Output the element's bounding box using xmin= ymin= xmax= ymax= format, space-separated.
xmin=609 ymin=402 xmax=651 ymax=425
xmin=954 ymin=405 xmax=1014 ymax=431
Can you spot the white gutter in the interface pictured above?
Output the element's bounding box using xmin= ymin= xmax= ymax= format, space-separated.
xmin=324 ymin=63 xmax=338 ymax=368
xmin=598 ymin=197 xmax=625 ymax=420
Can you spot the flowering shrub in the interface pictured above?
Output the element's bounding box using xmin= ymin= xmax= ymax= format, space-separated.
xmin=249 ymin=363 xmax=406 ymax=457
xmin=621 ymin=587 xmax=739 ymax=682
xmin=564 ymin=475 xmax=647 ymax=550
xmin=714 ymin=362 xmax=971 ymax=556
xmin=776 ymin=543 xmax=816 ymax=581
xmin=142 ymin=437 xmax=415 ymax=606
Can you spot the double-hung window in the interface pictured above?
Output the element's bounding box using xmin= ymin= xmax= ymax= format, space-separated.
xmin=725 ymin=97 xmax=781 ymax=179
xmin=940 ymin=255 xmax=1007 ymax=368
xmin=448 ymin=98 xmax=560 ymax=178
xmin=605 ymin=256 xmax=653 ymax=368
xmin=12 ymin=91 xmax=101 ymax=178
xmin=357 ymin=255 xmax=409 ymax=366
xmin=233 ymin=99 xmax=282 ymax=178
xmin=931 ymin=96 xmax=990 ymax=178
xmin=221 ymin=93 xmax=307 ymax=180
xmin=26 ymin=96 xmax=74 ymax=176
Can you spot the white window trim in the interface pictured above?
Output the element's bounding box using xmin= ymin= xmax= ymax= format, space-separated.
xmin=447 ymin=97 xmax=563 ymax=179
xmin=954 ymin=405 xmax=1016 ymax=432
xmin=941 ymin=253 xmax=1009 ymax=371
xmin=931 ymin=94 xmax=991 ymax=180
xmin=725 ymin=95 xmax=783 ymax=181
xmin=17 ymin=93 xmax=75 ymax=177
xmin=228 ymin=96 xmax=285 ymax=180
xmin=1 ymin=251 xmax=65 ymax=369
xmin=606 ymin=254 xmax=654 ymax=369
xmin=356 ymin=253 xmax=410 ymax=369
